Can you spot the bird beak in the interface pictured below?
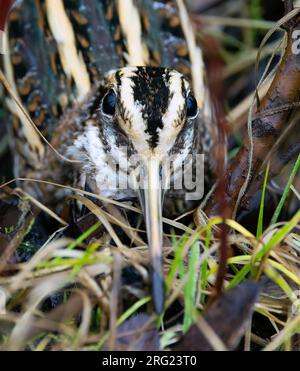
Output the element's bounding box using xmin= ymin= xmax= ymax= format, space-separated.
xmin=139 ymin=156 xmax=164 ymax=314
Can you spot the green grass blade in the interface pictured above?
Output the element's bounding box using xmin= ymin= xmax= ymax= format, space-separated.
xmin=166 ymin=231 xmax=189 ymax=288
xmin=95 ymin=296 xmax=151 ymax=350
xmin=228 ymin=264 xmax=251 ymax=289
xmin=271 ymin=154 xmax=300 ymax=225
xmin=67 ymin=221 xmax=102 ymax=250
xmin=183 ymin=243 xmax=200 ymax=333
xmin=256 ymin=210 xmax=300 ymax=263
xmin=37 ymin=221 xmax=103 ymax=270
xmin=201 ymin=224 xmax=212 ymax=304
xmin=257 ymin=162 xmax=270 ymax=238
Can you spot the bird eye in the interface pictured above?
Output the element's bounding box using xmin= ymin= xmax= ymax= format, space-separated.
xmin=102 ymin=89 xmax=117 ymax=116
xmin=186 ymin=93 xmax=198 ymax=118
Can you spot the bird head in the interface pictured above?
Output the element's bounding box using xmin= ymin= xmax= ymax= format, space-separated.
xmin=70 ymin=66 xmax=199 ymax=313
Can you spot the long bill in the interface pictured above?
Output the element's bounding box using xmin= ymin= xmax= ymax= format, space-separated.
xmin=141 ymin=156 xmax=164 ymax=315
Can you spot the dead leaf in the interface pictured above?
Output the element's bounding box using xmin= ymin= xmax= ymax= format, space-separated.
xmin=173 ymin=281 xmax=262 ymax=351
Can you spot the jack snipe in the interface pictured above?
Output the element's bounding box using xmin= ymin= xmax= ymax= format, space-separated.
xmin=3 ymin=0 xmax=215 ymax=314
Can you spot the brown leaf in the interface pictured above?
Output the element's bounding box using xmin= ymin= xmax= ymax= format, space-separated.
xmin=173 ymin=281 xmax=262 ymax=351
xmin=104 ymin=313 xmax=160 ymax=351
xmin=198 ymin=7 xmax=300 ymax=222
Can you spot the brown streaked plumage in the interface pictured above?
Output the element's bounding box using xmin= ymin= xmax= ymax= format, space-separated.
xmin=3 ymin=0 xmax=215 ymax=314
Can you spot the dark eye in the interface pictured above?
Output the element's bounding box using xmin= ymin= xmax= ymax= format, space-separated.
xmin=102 ymin=89 xmax=117 ymax=116
xmin=186 ymin=93 xmax=198 ymax=118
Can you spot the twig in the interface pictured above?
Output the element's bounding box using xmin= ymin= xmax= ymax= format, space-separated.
xmin=196 ymin=4 xmax=300 ymax=222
